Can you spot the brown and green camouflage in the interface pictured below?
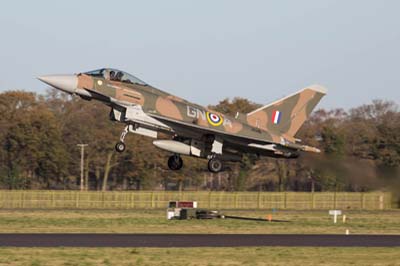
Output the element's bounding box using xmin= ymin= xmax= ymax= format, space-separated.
xmin=39 ymin=68 xmax=326 ymax=167
xmin=77 ymin=70 xmax=326 ymax=148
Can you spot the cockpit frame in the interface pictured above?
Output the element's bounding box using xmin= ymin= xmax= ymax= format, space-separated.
xmin=84 ymin=68 xmax=147 ymax=86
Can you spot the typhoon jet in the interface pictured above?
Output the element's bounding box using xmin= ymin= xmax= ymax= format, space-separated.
xmin=38 ymin=68 xmax=327 ymax=173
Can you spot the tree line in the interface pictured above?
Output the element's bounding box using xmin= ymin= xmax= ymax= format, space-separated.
xmin=0 ymin=90 xmax=399 ymax=193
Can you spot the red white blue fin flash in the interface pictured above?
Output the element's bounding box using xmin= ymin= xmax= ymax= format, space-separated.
xmin=272 ymin=110 xmax=281 ymax=124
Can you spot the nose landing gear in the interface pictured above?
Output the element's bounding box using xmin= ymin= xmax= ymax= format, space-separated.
xmin=115 ymin=125 xmax=129 ymax=153
xmin=115 ymin=142 xmax=126 ymax=153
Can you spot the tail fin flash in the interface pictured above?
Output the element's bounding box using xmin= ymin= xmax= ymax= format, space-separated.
xmin=246 ymin=85 xmax=327 ymax=137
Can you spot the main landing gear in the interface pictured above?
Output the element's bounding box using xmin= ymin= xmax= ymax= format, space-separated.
xmin=168 ymin=155 xmax=183 ymax=170
xmin=166 ymin=155 xmax=223 ymax=173
xmin=208 ymin=157 xmax=223 ymax=173
xmin=115 ymin=125 xmax=129 ymax=153
xmin=207 ymin=136 xmax=224 ymax=173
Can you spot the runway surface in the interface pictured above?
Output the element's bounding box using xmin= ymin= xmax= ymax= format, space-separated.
xmin=0 ymin=234 xmax=399 ymax=247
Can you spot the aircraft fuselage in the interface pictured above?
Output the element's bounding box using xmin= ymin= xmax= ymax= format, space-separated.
xmin=38 ymin=68 xmax=326 ymax=172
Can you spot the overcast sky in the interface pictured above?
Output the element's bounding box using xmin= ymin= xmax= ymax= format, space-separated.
xmin=1 ymin=0 xmax=399 ymax=109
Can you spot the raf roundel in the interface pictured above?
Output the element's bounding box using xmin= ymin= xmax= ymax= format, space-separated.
xmin=206 ymin=111 xmax=224 ymax=126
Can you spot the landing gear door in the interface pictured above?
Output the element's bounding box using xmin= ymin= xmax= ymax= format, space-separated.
xmin=190 ymin=140 xmax=204 ymax=157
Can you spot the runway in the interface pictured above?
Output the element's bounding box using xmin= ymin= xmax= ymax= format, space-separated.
xmin=0 ymin=234 xmax=399 ymax=247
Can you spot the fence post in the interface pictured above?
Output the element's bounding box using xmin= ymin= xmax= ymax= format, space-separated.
xmin=52 ymin=191 xmax=55 ymax=208
xmin=151 ymin=191 xmax=155 ymax=208
xmin=333 ymin=191 xmax=337 ymax=209
xmin=234 ymin=192 xmax=238 ymax=209
xmin=311 ymin=192 xmax=315 ymax=209
xmin=283 ymin=192 xmax=287 ymax=209
xmin=75 ymin=191 xmax=79 ymax=208
xmin=379 ymin=193 xmax=384 ymax=210
xmin=21 ymin=191 xmax=25 ymax=208
xmin=208 ymin=191 xmax=212 ymax=208
xmin=130 ymin=192 xmax=134 ymax=209
xmin=361 ymin=193 xmax=365 ymax=210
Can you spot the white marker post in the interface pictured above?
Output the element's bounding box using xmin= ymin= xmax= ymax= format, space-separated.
xmin=329 ymin=210 xmax=342 ymax=224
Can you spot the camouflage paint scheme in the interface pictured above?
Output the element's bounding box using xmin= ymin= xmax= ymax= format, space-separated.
xmin=75 ymin=69 xmax=325 ymax=158
xmin=39 ymin=68 xmax=327 ymax=171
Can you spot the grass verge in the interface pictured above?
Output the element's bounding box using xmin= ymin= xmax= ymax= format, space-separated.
xmin=0 ymin=247 xmax=399 ymax=266
xmin=0 ymin=209 xmax=398 ymax=234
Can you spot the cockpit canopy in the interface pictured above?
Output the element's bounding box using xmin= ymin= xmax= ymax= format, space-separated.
xmin=84 ymin=68 xmax=147 ymax=86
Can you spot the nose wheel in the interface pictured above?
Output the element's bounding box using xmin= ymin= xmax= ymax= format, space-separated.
xmin=115 ymin=125 xmax=130 ymax=153
xmin=208 ymin=158 xmax=223 ymax=173
xmin=115 ymin=142 xmax=126 ymax=153
xmin=168 ymin=155 xmax=183 ymax=170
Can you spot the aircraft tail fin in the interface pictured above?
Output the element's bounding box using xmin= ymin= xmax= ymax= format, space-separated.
xmin=246 ymin=85 xmax=327 ymax=137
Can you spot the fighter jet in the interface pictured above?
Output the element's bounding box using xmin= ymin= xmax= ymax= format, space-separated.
xmin=38 ymin=68 xmax=327 ymax=173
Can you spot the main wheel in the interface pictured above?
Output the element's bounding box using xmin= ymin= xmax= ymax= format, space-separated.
xmin=115 ymin=142 xmax=126 ymax=153
xmin=167 ymin=155 xmax=183 ymax=170
xmin=208 ymin=158 xmax=223 ymax=173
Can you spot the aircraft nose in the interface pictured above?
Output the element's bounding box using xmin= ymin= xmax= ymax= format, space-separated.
xmin=37 ymin=74 xmax=78 ymax=94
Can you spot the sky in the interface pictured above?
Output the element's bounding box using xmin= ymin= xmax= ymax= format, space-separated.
xmin=0 ymin=0 xmax=399 ymax=110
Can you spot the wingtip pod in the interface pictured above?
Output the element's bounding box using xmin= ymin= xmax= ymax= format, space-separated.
xmin=307 ymin=84 xmax=328 ymax=95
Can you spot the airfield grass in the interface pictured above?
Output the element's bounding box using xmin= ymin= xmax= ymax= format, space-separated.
xmin=0 ymin=210 xmax=399 ymax=266
xmin=0 ymin=247 xmax=399 ymax=266
xmin=0 ymin=209 xmax=398 ymax=234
